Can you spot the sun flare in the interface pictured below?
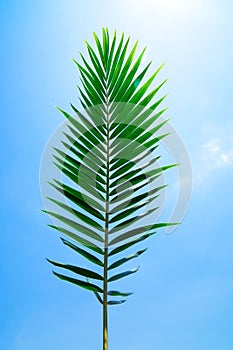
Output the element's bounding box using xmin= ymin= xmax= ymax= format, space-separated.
xmin=127 ymin=0 xmax=201 ymax=18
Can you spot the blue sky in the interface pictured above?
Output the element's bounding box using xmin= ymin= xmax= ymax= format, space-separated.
xmin=1 ymin=0 xmax=233 ymax=349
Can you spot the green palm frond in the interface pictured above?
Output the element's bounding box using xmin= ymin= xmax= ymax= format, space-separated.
xmin=43 ymin=28 xmax=178 ymax=349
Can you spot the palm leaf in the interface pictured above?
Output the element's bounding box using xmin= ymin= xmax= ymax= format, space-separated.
xmin=43 ymin=28 xmax=178 ymax=349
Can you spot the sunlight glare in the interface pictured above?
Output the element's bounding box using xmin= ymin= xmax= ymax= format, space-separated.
xmin=128 ymin=0 xmax=202 ymax=19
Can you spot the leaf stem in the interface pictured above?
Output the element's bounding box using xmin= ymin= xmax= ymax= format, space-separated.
xmin=103 ymin=89 xmax=110 ymax=350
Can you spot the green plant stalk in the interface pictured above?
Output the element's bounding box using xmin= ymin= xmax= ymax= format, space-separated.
xmin=103 ymin=93 xmax=110 ymax=350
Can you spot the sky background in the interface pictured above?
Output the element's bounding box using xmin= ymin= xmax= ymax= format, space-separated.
xmin=1 ymin=0 xmax=233 ymax=349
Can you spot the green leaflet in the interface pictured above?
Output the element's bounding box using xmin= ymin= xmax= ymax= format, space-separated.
xmin=93 ymin=31 xmax=105 ymax=68
xmin=109 ymin=61 xmax=152 ymax=120
xmin=102 ymin=27 xmax=110 ymax=68
xmin=61 ymin=138 xmax=107 ymax=176
xmin=84 ymin=41 xmax=106 ymax=86
xmin=109 ymin=223 xmax=177 ymax=246
xmin=80 ymin=75 xmax=105 ymax=105
xmin=109 ymin=40 xmax=139 ymax=102
xmin=67 ymin=124 xmax=106 ymax=160
xmin=53 ymin=160 xmax=105 ymax=202
xmin=50 ymin=180 xmax=105 ymax=222
xmin=86 ymin=277 xmax=104 ymax=304
xmin=110 ymin=47 xmax=147 ymax=104
xmin=109 ymin=160 xmax=136 ymax=180
xmin=47 ymin=259 xmax=104 ymax=280
xmin=70 ymin=103 xmax=106 ymax=143
xmin=108 ymin=290 xmax=133 ymax=297
xmin=63 ymin=132 xmax=105 ymax=166
xmin=46 ymin=197 xmax=104 ymax=234
xmin=107 ymin=32 xmax=124 ymax=82
xmin=106 ymin=29 xmax=116 ymax=77
xmin=108 ymin=249 xmax=147 ymax=270
xmin=110 ymin=185 xmax=165 ymax=214
xmin=53 ymin=150 xmax=106 ymax=186
xmin=108 ymin=300 xmax=126 ymax=305
xmin=66 ymin=121 xmax=106 ymax=154
xmin=94 ymin=292 xmax=104 ymax=304
xmin=111 ymin=110 xmax=168 ymax=146
xmin=48 ymin=224 xmax=104 ymax=255
xmin=109 ymin=172 xmax=162 ymax=198
xmin=109 ymin=146 xmax=158 ymax=173
xmin=53 ymin=271 xmax=103 ymax=293
xmin=129 ymin=63 xmax=165 ymax=105
xmin=45 ymin=211 xmax=103 ymax=241
xmin=109 ymin=156 xmax=161 ymax=189
xmin=75 ymin=55 xmax=105 ymax=93
xmin=109 ymin=207 xmax=159 ymax=235
xmin=109 ymin=201 xmax=150 ymax=224
xmin=108 ymin=36 xmax=130 ymax=95
xmin=61 ymin=238 xmax=104 ymax=267
xmin=108 ymin=267 xmax=139 ymax=282
xmin=108 ymin=232 xmax=156 ymax=257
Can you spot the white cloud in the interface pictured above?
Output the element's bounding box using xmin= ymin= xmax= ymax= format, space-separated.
xmin=203 ymin=139 xmax=220 ymax=154
xmin=194 ymin=121 xmax=233 ymax=185
xmin=220 ymin=154 xmax=230 ymax=164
